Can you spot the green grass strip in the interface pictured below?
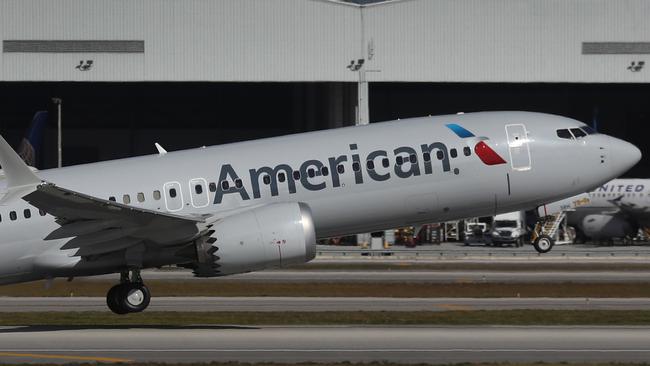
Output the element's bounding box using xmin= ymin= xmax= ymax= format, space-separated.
xmin=4 ymin=310 xmax=650 ymax=326
xmin=3 ymin=281 xmax=650 ymax=297
xmin=5 ymin=363 xmax=650 ymax=366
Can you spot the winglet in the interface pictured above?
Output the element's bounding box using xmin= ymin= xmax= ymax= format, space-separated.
xmin=0 ymin=133 xmax=41 ymax=188
xmin=154 ymin=142 xmax=167 ymax=155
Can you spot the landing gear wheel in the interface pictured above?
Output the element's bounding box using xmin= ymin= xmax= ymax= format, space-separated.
xmin=533 ymin=235 xmax=554 ymax=253
xmin=106 ymin=269 xmax=151 ymax=315
xmin=106 ymin=284 xmax=128 ymax=315
xmin=119 ymin=282 xmax=151 ymax=313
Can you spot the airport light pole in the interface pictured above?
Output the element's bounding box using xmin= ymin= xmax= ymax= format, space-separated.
xmin=52 ymin=98 xmax=62 ymax=168
xmin=347 ymin=59 xmax=371 ymax=247
xmin=347 ymin=59 xmax=369 ymax=126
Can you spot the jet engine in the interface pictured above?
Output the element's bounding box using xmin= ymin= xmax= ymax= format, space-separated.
xmin=184 ymin=202 xmax=316 ymax=277
xmin=581 ymin=214 xmax=638 ymax=240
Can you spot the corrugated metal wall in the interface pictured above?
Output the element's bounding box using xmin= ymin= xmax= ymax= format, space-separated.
xmin=1 ymin=0 xmax=649 ymax=82
xmin=364 ymin=0 xmax=650 ymax=82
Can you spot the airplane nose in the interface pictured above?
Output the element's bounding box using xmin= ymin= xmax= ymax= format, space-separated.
xmin=609 ymin=138 xmax=641 ymax=175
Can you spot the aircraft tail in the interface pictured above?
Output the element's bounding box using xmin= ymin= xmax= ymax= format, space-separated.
xmin=17 ymin=111 xmax=48 ymax=168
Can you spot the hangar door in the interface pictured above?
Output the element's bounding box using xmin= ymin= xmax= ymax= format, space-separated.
xmin=505 ymin=124 xmax=531 ymax=171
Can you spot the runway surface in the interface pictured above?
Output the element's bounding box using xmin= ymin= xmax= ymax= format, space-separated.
xmin=91 ymin=269 xmax=650 ymax=283
xmin=2 ymin=296 xmax=650 ymax=312
xmin=1 ymin=325 xmax=650 ymax=364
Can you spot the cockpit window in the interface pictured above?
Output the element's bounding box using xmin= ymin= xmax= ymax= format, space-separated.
xmin=570 ymin=128 xmax=587 ymax=138
xmin=581 ymin=126 xmax=597 ymax=135
xmin=556 ymin=129 xmax=573 ymax=139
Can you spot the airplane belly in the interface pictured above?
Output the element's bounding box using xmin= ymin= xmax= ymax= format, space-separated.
xmin=0 ymin=240 xmax=37 ymax=283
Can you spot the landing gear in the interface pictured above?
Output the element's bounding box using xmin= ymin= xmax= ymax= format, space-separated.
xmin=106 ymin=269 xmax=151 ymax=314
xmin=533 ymin=235 xmax=554 ymax=254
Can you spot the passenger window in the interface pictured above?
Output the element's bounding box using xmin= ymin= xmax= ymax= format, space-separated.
xmin=24 ymin=209 xmax=31 ymax=219
xmin=337 ymin=165 xmax=345 ymax=174
xmin=39 ymin=210 xmax=46 ymax=216
xmin=352 ymin=162 xmax=361 ymax=172
xmin=409 ymin=154 xmax=417 ymax=163
xmin=153 ymin=190 xmax=161 ymax=200
xmin=209 ymin=182 xmax=217 ymax=192
xmin=109 ymin=196 xmax=116 ymax=202
xmin=195 ymin=185 xmax=203 ymax=194
xmin=263 ymin=175 xmax=271 ymax=184
xmin=0 ymin=214 xmax=2 ymax=222
xmin=307 ymin=168 xmax=316 ymax=178
xmin=463 ymin=147 xmax=471 ymax=156
xmin=382 ymin=158 xmax=390 ymax=168
xmin=571 ymin=128 xmax=586 ymax=138
xmin=396 ymin=156 xmax=403 ymax=165
xmin=278 ymin=172 xmax=286 ymax=182
xmin=293 ymin=171 xmax=301 ymax=180
xmin=366 ymin=160 xmax=375 ymax=170
xmin=450 ymin=149 xmax=458 ymax=158
xmin=321 ymin=167 xmax=329 ymax=176
xmin=235 ymin=178 xmax=243 ymax=188
xmin=169 ymin=188 xmax=177 ymax=198
xmin=423 ymin=152 xmax=431 ymax=162
xmin=137 ymin=192 xmax=145 ymax=202
xmin=221 ymin=181 xmax=229 ymax=190
xmin=556 ymin=129 xmax=573 ymax=139
xmin=9 ymin=211 xmax=17 ymax=221
xmin=436 ymin=151 xmax=444 ymax=160
xmin=123 ymin=195 xmax=131 ymax=204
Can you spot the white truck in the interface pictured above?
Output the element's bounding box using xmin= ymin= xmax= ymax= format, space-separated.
xmin=488 ymin=211 xmax=526 ymax=247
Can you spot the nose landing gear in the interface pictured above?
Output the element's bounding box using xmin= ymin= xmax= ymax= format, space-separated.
xmin=106 ymin=269 xmax=151 ymax=314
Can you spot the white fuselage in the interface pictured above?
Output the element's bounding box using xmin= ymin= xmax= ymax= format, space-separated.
xmin=0 ymin=111 xmax=640 ymax=283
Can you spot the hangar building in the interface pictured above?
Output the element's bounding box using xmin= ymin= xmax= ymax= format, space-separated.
xmin=0 ymin=0 xmax=648 ymax=175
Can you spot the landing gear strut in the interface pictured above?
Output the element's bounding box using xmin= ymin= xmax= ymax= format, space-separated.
xmin=106 ymin=269 xmax=151 ymax=314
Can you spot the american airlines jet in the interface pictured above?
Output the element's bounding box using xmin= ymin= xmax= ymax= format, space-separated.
xmin=0 ymin=112 xmax=640 ymax=314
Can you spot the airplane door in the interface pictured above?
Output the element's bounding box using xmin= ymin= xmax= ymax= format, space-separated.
xmin=505 ymin=124 xmax=531 ymax=171
xmin=189 ymin=178 xmax=209 ymax=208
xmin=163 ymin=181 xmax=184 ymax=212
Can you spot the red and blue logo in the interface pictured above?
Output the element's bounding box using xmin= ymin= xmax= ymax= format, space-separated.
xmin=446 ymin=123 xmax=506 ymax=166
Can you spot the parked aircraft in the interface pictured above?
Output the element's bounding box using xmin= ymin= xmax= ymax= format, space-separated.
xmin=0 ymin=112 xmax=640 ymax=313
xmin=569 ymin=179 xmax=650 ymax=242
xmin=0 ymin=111 xmax=48 ymax=180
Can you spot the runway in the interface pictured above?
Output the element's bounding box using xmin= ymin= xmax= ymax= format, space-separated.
xmin=93 ymin=269 xmax=650 ymax=283
xmin=2 ymin=296 xmax=650 ymax=312
xmin=1 ymin=325 xmax=650 ymax=363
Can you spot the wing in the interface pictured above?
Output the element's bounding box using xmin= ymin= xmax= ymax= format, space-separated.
xmin=22 ymin=183 xmax=212 ymax=257
xmin=0 ymin=131 xmax=213 ymax=263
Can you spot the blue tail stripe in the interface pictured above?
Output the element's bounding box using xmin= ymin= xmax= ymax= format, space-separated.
xmin=445 ymin=123 xmax=475 ymax=138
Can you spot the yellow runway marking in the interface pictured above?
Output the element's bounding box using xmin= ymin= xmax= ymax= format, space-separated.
xmin=436 ymin=303 xmax=473 ymax=311
xmin=0 ymin=352 xmax=131 ymax=363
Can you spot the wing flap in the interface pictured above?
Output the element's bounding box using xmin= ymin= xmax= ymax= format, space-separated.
xmin=74 ymin=237 xmax=143 ymax=257
xmin=23 ymin=183 xmax=210 ymax=259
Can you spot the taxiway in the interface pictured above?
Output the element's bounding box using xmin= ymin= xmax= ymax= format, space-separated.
xmin=1 ymin=326 xmax=649 ymax=364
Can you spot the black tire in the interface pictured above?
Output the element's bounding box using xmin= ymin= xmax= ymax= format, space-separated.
xmin=118 ymin=283 xmax=151 ymax=313
xmin=533 ymin=235 xmax=554 ymax=253
xmin=517 ymin=237 xmax=524 ymax=247
xmin=106 ymin=284 xmax=129 ymax=315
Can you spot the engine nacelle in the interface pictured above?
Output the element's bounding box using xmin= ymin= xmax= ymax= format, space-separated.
xmin=581 ymin=214 xmax=637 ymax=240
xmin=191 ymin=202 xmax=316 ymax=276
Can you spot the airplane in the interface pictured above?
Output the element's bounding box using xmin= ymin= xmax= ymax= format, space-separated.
xmin=0 ymin=111 xmax=48 ymax=180
xmin=0 ymin=111 xmax=640 ymax=314
xmin=569 ymin=179 xmax=650 ymax=242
